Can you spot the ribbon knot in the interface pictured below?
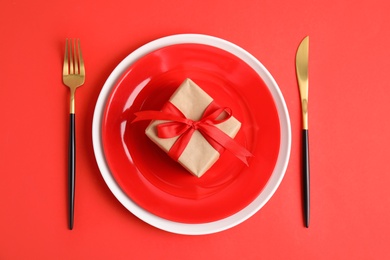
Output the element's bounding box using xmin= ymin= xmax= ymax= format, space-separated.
xmin=132 ymin=101 xmax=252 ymax=165
xmin=192 ymin=121 xmax=200 ymax=130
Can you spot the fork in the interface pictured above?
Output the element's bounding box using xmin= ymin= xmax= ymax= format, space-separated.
xmin=63 ymin=38 xmax=85 ymax=230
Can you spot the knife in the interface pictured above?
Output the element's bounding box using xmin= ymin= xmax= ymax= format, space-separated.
xmin=296 ymin=36 xmax=310 ymax=228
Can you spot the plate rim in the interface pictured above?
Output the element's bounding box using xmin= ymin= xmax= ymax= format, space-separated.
xmin=92 ymin=33 xmax=291 ymax=235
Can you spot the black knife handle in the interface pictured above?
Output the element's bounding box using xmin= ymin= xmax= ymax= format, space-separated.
xmin=302 ymin=129 xmax=310 ymax=228
xmin=68 ymin=113 xmax=75 ymax=230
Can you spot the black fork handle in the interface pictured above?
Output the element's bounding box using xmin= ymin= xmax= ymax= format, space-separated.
xmin=68 ymin=113 xmax=75 ymax=230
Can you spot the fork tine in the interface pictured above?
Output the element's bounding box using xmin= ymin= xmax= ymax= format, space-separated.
xmin=63 ymin=39 xmax=69 ymax=76
xmin=73 ymin=39 xmax=78 ymax=74
xmin=77 ymin=39 xmax=85 ymax=76
xmin=69 ymin=39 xmax=74 ymax=74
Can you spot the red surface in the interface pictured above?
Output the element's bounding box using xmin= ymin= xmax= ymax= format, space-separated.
xmin=1 ymin=0 xmax=390 ymax=259
xmin=102 ymin=44 xmax=280 ymax=223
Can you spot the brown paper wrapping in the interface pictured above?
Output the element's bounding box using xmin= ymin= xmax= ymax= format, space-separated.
xmin=145 ymin=78 xmax=241 ymax=177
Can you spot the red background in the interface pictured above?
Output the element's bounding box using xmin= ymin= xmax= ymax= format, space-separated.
xmin=1 ymin=0 xmax=389 ymax=259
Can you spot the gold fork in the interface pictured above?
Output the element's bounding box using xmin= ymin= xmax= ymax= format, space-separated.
xmin=63 ymin=38 xmax=85 ymax=230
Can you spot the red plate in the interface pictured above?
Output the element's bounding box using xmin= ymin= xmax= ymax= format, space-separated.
xmin=102 ymin=44 xmax=280 ymax=223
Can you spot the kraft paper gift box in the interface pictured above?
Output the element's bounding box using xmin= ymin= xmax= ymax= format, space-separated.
xmin=144 ymin=78 xmax=242 ymax=177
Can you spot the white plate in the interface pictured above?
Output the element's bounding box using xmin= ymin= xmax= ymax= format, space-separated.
xmin=92 ymin=34 xmax=291 ymax=235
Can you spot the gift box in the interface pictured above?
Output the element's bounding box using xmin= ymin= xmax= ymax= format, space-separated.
xmin=133 ymin=78 xmax=251 ymax=177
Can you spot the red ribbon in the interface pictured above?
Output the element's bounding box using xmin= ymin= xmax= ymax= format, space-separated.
xmin=132 ymin=101 xmax=252 ymax=165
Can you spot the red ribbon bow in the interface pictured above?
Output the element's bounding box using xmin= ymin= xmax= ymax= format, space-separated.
xmin=132 ymin=101 xmax=252 ymax=165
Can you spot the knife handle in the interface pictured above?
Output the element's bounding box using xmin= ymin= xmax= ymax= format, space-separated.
xmin=302 ymin=129 xmax=310 ymax=228
xmin=68 ymin=113 xmax=75 ymax=230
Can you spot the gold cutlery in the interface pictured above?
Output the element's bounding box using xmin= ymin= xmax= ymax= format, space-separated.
xmin=296 ymin=36 xmax=310 ymax=228
xmin=62 ymin=38 xmax=85 ymax=230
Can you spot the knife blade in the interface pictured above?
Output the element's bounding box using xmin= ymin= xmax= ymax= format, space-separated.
xmin=296 ymin=36 xmax=310 ymax=228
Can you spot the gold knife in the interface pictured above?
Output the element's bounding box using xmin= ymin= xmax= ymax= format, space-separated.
xmin=296 ymin=36 xmax=310 ymax=228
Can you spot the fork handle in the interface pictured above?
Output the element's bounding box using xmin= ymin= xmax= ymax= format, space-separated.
xmin=302 ymin=129 xmax=310 ymax=228
xmin=68 ymin=113 xmax=75 ymax=230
